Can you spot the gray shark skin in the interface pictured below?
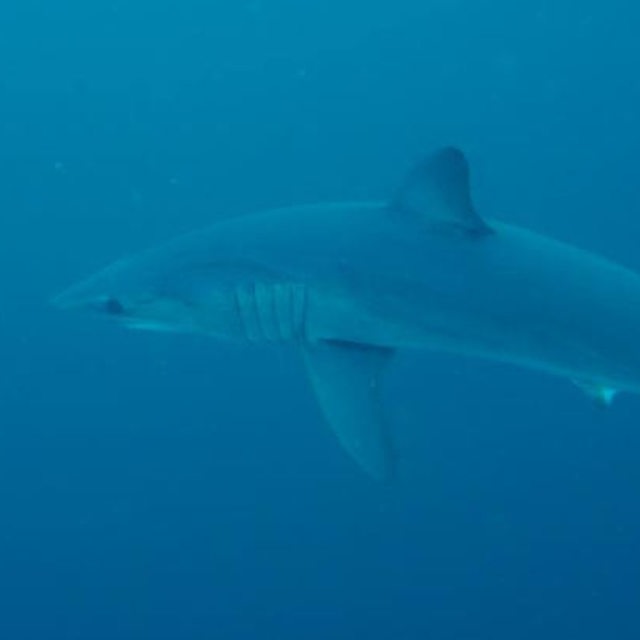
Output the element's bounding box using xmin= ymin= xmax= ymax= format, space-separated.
xmin=53 ymin=148 xmax=640 ymax=479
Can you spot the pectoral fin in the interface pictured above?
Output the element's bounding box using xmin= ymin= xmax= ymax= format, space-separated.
xmin=302 ymin=341 xmax=395 ymax=481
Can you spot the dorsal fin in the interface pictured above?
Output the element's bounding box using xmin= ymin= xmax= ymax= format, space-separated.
xmin=392 ymin=147 xmax=493 ymax=236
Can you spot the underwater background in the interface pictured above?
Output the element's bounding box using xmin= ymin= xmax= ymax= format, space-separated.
xmin=1 ymin=0 xmax=639 ymax=637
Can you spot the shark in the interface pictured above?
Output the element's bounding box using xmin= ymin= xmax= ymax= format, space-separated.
xmin=53 ymin=147 xmax=640 ymax=479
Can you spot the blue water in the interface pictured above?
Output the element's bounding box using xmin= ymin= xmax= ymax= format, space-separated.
xmin=1 ymin=1 xmax=639 ymax=637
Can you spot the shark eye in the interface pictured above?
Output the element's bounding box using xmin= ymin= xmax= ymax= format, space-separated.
xmin=104 ymin=297 xmax=125 ymax=316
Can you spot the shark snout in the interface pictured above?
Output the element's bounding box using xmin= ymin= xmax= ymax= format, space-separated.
xmin=50 ymin=289 xmax=82 ymax=311
xmin=51 ymin=280 xmax=125 ymax=317
xmin=50 ymin=280 xmax=96 ymax=311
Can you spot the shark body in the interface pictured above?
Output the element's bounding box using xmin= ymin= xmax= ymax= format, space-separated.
xmin=54 ymin=148 xmax=640 ymax=478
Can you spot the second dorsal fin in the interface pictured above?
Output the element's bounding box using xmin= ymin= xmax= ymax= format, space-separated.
xmin=392 ymin=147 xmax=493 ymax=236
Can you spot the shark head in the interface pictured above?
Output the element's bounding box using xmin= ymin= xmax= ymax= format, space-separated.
xmin=51 ymin=242 xmax=292 ymax=340
xmin=51 ymin=253 xmax=205 ymax=333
